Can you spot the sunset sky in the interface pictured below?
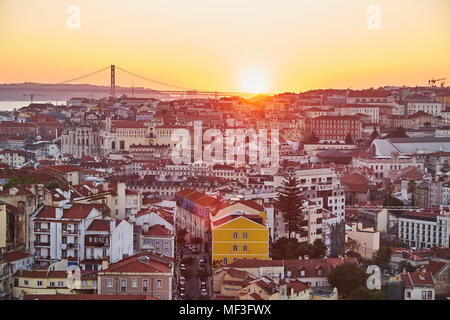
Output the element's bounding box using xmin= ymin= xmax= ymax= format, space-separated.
xmin=0 ymin=0 xmax=449 ymax=93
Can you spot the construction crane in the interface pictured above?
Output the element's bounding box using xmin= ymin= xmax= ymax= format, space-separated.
xmin=23 ymin=93 xmax=44 ymax=103
xmin=428 ymin=78 xmax=446 ymax=87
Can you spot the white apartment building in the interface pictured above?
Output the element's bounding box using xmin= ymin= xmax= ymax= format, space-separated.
xmin=30 ymin=204 xmax=101 ymax=266
xmin=398 ymin=208 xmax=450 ymax=249
xmin=353 ymin=155 xmax=425 ymax=181
xmin=407 ymin=102 xmax=443 ymax=117
xmin=30 ymin=204 xmax=133 ymax=267
xmin=338 ymin=105 xmax=380 ymax=124
xmin=82 ymin=218 xmax=134 ymax=271
xmin=274 ymin=165 xmax=346 ymax=220
xmin=0 ymin=149 xmax=27 ymax=168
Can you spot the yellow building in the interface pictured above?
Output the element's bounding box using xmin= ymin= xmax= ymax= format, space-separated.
xmin=211 ymin=200 xmax=266 ymax=225
xmin=212 ymin=215 xmax=269 ymax=266
xmin=12 ymin=270 xmax=70 ymax=299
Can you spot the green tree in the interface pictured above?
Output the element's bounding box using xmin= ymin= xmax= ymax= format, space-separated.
xmin=372 ymin=246 xmax=392 ymax=268
xmin=297 ymin=241 xmax=311 ymax=258
xmin=181 ymin=257 xmax=196 ymax=266
xmin=383 ymin=195 xmax=404 ymax=207
xmin=385 ymin=127 xmax=408 ymax=139
xmin=345 ymin=133 xmax=354 ymax=145
xmin=328 ymin=263 xmax=368 ymax=299
xmin=349 ymin=287 xmax=387 ymax=300
xmin=276 ymin=169 xmax=306 ymax=239
xmin=271 ymin=237 xmax=300 ymax=260
xmin=309 ymin=239 xmax=327 ymax=258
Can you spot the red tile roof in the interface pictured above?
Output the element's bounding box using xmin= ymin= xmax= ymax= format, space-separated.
xmin=101 ymin=252 xmax=171 ymax=274
xmin=401 ymin=271 xmax=434 ymax=287
xmin=143 ymin=224 xmax=172 ymax=237
xmin=340 ymin=172 xmax=371 ymax=193
xmin=87 ymin=219 xmax=111 ymax=232
xmin=112 ymin=120 xmax=147 ymax=129
xmin=420 ymin=262 xmax=446 ymax=277
xmin=35 ymin=206 xmax=56 ymax=218
xmin=62 ymin=204 xmax=95 ymax=220
xmin=287 ymin=280 xmax=310 ymax=294
xmin=4 ymin=250 xmax=32 ymax=262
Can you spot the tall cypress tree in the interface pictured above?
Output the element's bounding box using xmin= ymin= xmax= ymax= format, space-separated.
xmin=276 ymin=168 xmax=306 ymax=239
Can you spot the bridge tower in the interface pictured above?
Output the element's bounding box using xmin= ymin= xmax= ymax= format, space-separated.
xmin=110 ymin=65 xmax=116 ymax=98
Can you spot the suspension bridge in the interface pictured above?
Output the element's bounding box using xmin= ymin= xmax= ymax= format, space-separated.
xmin=0 ymin=65 xmax=259 ymax=100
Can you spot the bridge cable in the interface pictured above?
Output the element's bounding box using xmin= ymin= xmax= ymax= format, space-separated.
xmin=116 ymin=66 xmax=190 ymax=91
xmin=56 ymin=66 xmax=110 ymax=85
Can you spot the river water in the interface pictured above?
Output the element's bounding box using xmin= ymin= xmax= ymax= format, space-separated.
xmin=0 ymin=100 xmax=67 ymax=111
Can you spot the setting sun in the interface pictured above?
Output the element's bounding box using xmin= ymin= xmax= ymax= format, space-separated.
xmin=240 ymin=69 xmax=269 ymax=93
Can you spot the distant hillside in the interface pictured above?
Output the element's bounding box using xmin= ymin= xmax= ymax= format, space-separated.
xmin=0 ymin=82 xmax=171 ymax=101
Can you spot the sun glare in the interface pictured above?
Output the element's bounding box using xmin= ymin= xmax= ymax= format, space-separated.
xmin=240 ymin=69 xmax=269 ymax=93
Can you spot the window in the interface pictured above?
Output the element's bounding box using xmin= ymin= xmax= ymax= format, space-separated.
xmin=107 ymin=278 xmax=113 ymax=288
xmin=243 ymin=232 xmax=248 ymax=239
xmin=156 ymin=242 xmax=160 ymax=250
xmin=156 ymin=280 xmax=162 ymax=288
xmin=37 ymin=280 xmax=43 ymax=287
xmin=422 ymin=291 xmax=427 ymax=299
xmin=121 ymin=279 xmax=127 ymax=291
xmin=82 ymin=280 xmax=87 ymax=286
xmin=132 ymin=279 xmax=137 ymax=288
xmin=143 ymin=280 xmax=148 ymax=292
xmin=427 ymin=291 xmax=432 ymax=299
xmin=223 ymin=257 xmax=228 ymax=265
xmin=165 ymin=242 xmax=169 ymax=250
xmin=300 ymin=270 xmax=306 ymax=277
xmin=233 ymin=232 xmax=238 ymax=239
xmin=24 ymin=280 xmax=29 ymax=286
xmin=58 ymin=281 xmax=64 ymax=287
xmin=243 ymin=245 xmax=248 ymax=252
xmin=50 ymin=281 xmax=55 ymax=287
xmin=232 ymin=245 xmax=238 ymax=252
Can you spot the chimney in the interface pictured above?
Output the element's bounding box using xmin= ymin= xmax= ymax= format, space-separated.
xmin=102 ymin=258 xmax=109 ymax=270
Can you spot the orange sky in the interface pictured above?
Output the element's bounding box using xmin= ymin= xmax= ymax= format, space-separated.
xmin=0 ymin=0 xmax=449 ymax=93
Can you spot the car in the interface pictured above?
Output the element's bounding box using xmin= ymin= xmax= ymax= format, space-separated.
xmin=199 ymin=257 xmax=205 ymax=263
xmin=201 ymin=281 xmax=206 ymax=289
xmin=179 ymin=291 xmax=185 ymax=298
xmin=201 ymin=288 xmax=208 ymax=296
xmin=180 ymin=264 xmax=186 ymax=271
xmin=180 ymin=279 xmax=186 ymax=285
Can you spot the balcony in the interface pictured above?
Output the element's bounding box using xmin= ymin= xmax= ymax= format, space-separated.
xmin=34 ymin=241 xmax=50 ymax=247
xmin=34 ymin=228 xmax=50 ymax=233
xmin=85 ymin=241 xmax=109 ymax=247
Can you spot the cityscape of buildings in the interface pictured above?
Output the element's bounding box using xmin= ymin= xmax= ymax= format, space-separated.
xmin=0 ymin=84 xmax=449 ymax=301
